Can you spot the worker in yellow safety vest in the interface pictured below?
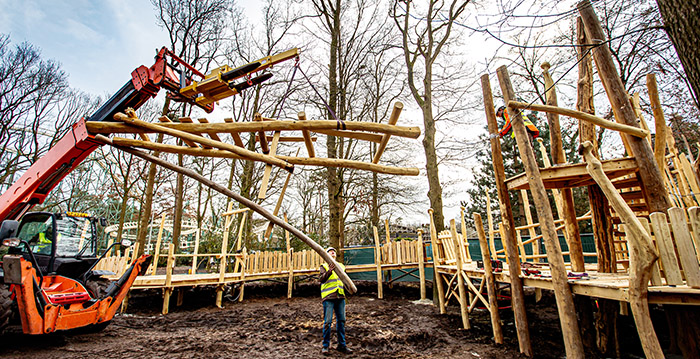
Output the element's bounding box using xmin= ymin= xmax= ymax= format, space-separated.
xmin=319 ymin=247 xmax=352 ymax=355
xmin=496 ymin=106 xmax=540 ymax=144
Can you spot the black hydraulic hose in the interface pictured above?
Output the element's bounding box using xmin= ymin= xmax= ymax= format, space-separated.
xmin=19 ymin=240 xmax=44 ymax=287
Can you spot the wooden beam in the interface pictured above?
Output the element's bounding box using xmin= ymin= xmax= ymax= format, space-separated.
xmin=285 ymin=213 xmax=293 ymax=299
xmin=160 ymin=116 xmax=199 ymax=148
xmin=315 ymin=129 xmax=383 ymax=143
xmin=481 ymin=74 xmax=532 ymax=356
xmin=224 ymin=118 xmax=245 ymax=147
xmin=96 ymin=135 xmax=357 ymax=295
xmin=179 ymin=117 xmax=211 ymax=149
xmin=372 ymin=102 xmax=403 ymax=164
xmin=197 ymin=118 xmax=222 ymax=142
xmin=111 ymin=137 xmax=419 ymax=176
xmin=417 ymin=229 xmax=426 ymax=301
xmin=255 ymin=135 xmax=315 ymax=143
xmin=264 ymin=151 xmax=296 ymax=239
xmin=498 ymin=66 xmax=584 ymax=358
xmin=297 ymin=112 xmax=315 ymax=157
xmin=508 ymin=101 xmax=649 ymax=139
xmin=87 ymin=119 xmax=422 ymax=139
xmin=114 ymin=112 xmax=294 ymax=172
xmin=254 ymin=113 xmax=270 ymax=154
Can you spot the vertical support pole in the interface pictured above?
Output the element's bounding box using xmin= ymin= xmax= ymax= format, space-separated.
xmin=429 ymin=209 xmax=446 ymax=314
xmin=474 ymin=213 xmax=504 ymax=344
xmin=481 ymin=74 xmax=532 ymax=356
xmin=485 ymin=190 xmax=497 ymax=260
xmin=647 ymin=74 xmax=668 ymax=171
xmin=373 ymin=226 xmax=384 ymax=299
xmin=285 ymin=213 xmax=294 ymax=299
xmin=497 ymin=66 xmax=584 ymax=358
xmin=216 ymin=202 xmax=234 ymax=308
xmin=460 ymin=207 xmax=472 ymax=261
xmin=450 ymin=219 xmax=470 ymax=329
xmin=541 ymin=62 xmax=585 ymax=272
xmin=162 ymin=243 xmax=174 ymax=315
xmin=150 ymin=213 xmax=166 ymax=275
xmin=417 ymin=229 xmax=427 ymax=301
xmin=384 ymin=218 xmax=393 ymax=288
xmin=191 ymin=228 xmax=201 ymax=274
xmin=239 ymin=247 xmax=247 ymax=302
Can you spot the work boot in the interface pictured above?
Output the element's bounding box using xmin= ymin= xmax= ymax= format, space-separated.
xmin=336 ymin=345 xmax=353 ymax=354
xmin=322 ymin=347 xmax=330 ymax=355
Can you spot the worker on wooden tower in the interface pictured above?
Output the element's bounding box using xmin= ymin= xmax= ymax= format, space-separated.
xmin=319 ymin=247 xmax=352 ymax=355
xmin=496 ymin=106 xmax=539 ymax=144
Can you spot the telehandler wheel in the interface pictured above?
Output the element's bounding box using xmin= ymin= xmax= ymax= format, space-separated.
xmin=0 ymin=284 xmax=15 ymax=334
xmin=85 ymin=277 xmax=112 ymax=299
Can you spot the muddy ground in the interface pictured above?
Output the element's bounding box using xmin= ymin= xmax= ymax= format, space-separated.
xmin=0 ymin=280 xmax=657 ymax=358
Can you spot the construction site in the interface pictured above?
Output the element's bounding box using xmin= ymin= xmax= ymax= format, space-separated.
xmin=1 ymin=0 xmax=699 ymax=358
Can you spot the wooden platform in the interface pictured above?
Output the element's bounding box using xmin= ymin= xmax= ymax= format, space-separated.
xmin=436 ymin=262 xmax=700 ymax=306
xmin=506 ymin=157 xmax=638 ymax=190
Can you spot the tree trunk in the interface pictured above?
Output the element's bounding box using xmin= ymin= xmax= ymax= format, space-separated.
xmin=656 ymin=0 xmax=700 ymax=107
xmin=422 ymin=95 xmax=445 ymax=233
xmin=326 ymin=0 xmax=342 ymax=255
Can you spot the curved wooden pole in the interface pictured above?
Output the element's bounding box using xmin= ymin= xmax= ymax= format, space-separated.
xmin=114 ymin=112 xmax=294 ymax=172
xmin=87 ymin=119 xmax=422 ymax=139
xmin=507 ymin=100 xmax=649 ymax=138
xmin=111 ymin=137 xmax=419 ymax=176
xmin=95 ymin=135 xmax=357 ymax=294
xmin=580 ymin=141 xmax=663 ymax=359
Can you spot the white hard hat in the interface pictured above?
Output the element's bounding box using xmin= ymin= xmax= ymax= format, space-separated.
xmin=326 ymin=247 xmax=336 ymax=253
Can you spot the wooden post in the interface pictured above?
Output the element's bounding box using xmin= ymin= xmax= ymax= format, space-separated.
xmin=384 ymin=219 xmax=393 ymax=288
xmin=485 ymin=190 xmax=497 ymax=260
xmin=581 ymin=141 xmax=664 ymax=358
xmin=216 ymin=202 xmax=234 ymax=308
xmin=417 ymin=229 xmax=427 ymax=301
xmin=373 ymin=226 xmax=383 ymax=299
xmin=285 ymin=213 xmax=294 ymax=298
xmin=254 ymin=112 xmax=269 ymax=154
xmin=578 ymin=0 xmax=672 ymax=214
xmin=150 ymin=213 xmax=166 ymax=275
xmin=481 ymin=74 xmax=532 ymax=356
xmin=541 ymin=62 xmax=585 ymax=272
xmin=460 ymin=207 xmax=471 ymax=262
xmin=239 ymin=247 xmax=247 ymax=302
xmin=191 ymin=228 xmax=201 ymax=274
xmin=162 ymin=243 xmax=174 ymax=315
xmin=429 ymin=209 xmax=447 ymax=314
xmin=450 ymin=219 xmax=470 ymax=329
xmin=497 ymin=66 xmax=584 ymax=358
xmin=474 ymin=213 xmax=504 ymax=344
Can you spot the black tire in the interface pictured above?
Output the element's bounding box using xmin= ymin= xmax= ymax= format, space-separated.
xmin=0 ymin=284 xmax=15 ymax=334
xmin=85 ymin=277 xmax=111 ymax=299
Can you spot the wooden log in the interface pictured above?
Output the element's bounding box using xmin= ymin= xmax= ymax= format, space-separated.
xmin=498 ymin=66 xmax=584 ymax=358
xmin=485 ymin=190 xmax=497 ymax=260
xmin=450 ymin=220 xmax=470 ymax=329
xmin=110 ymin=137 xmax=419 ymax=176
xmin=429 ymin=209 xmax=447 ymax=314
xmin=216 ymin=202 xmax=234 ymax=308
xmin=254 ymin=113 xmax=270 ymax=154
xmin=507 ymin=101 xmax=649 ymax=138
xmin=297 ymin=112 xmax=315 ymax=157
xmin=474 ymin=213 xmax=504 ymax=344
xmin=578 ymin=0 xmax=671 ymax=214
xmin=179 ymin=117 xmax=210 ymax=148
xmin=638 ymin=218 xmax=663 ymax=286
xmin=97 ymin=135 xmax=357 ymax=294
xmin=115 ymin=112 xmax=294 ymax=172
xmin=223 ymin=118 xmax=245 ymax=147
xmin=315 ymin=129 xmax=383 ymax=143
xmin=150 ymin=214 xmax=166 ymax=275
xmin=239 ymin=248 xmax=246 ymax=302
xmin=372 ymin=102 xmax=403 ymax=164
xmin=286 ymin=214 xmax=294 ymax=298
xmin=258 ymin=128 xmax=282 ymax=199
xmin=668 ymin=208 xmax=700 ymax=288
xmin=581 ymin=141 xmax=664 ymax=358
xmin=481 ymin=74 xmax=532 ymax=356
xmin=191 ymin=228 xmax=201 ymax=274
xmin=373 ymin=226 xmax=383 ymax=299
xmin=417 ymin=229 xmax=427 ymax=300
xmin=197 ymin=118 xmax=222 ymax=142
xmin=460 ymin=207 xmax=472 ymax=261
xmin=162 ymin=243 xmax=174 ymax=315
xmin=88 ymin=119 xmax=421 ymax=139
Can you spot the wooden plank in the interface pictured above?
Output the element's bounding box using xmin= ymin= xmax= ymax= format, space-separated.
xmin=372 ymin=102 xmax=403 ymax=164
xmin=638 ymin=217 xmax=663 ymax=286
xmin=191 ymin=228 xmax=201 ymax=275
xmin=668 ymin=208 xmax=700 ymax=288
xmin=687 ymin=207 xmax=700 ymax=264
xmin=649 ymin=212 xmax=683 ymax=285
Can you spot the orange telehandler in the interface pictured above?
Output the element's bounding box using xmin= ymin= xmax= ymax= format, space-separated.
xmin=0 ymin=46 xmax=299 ymax=334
